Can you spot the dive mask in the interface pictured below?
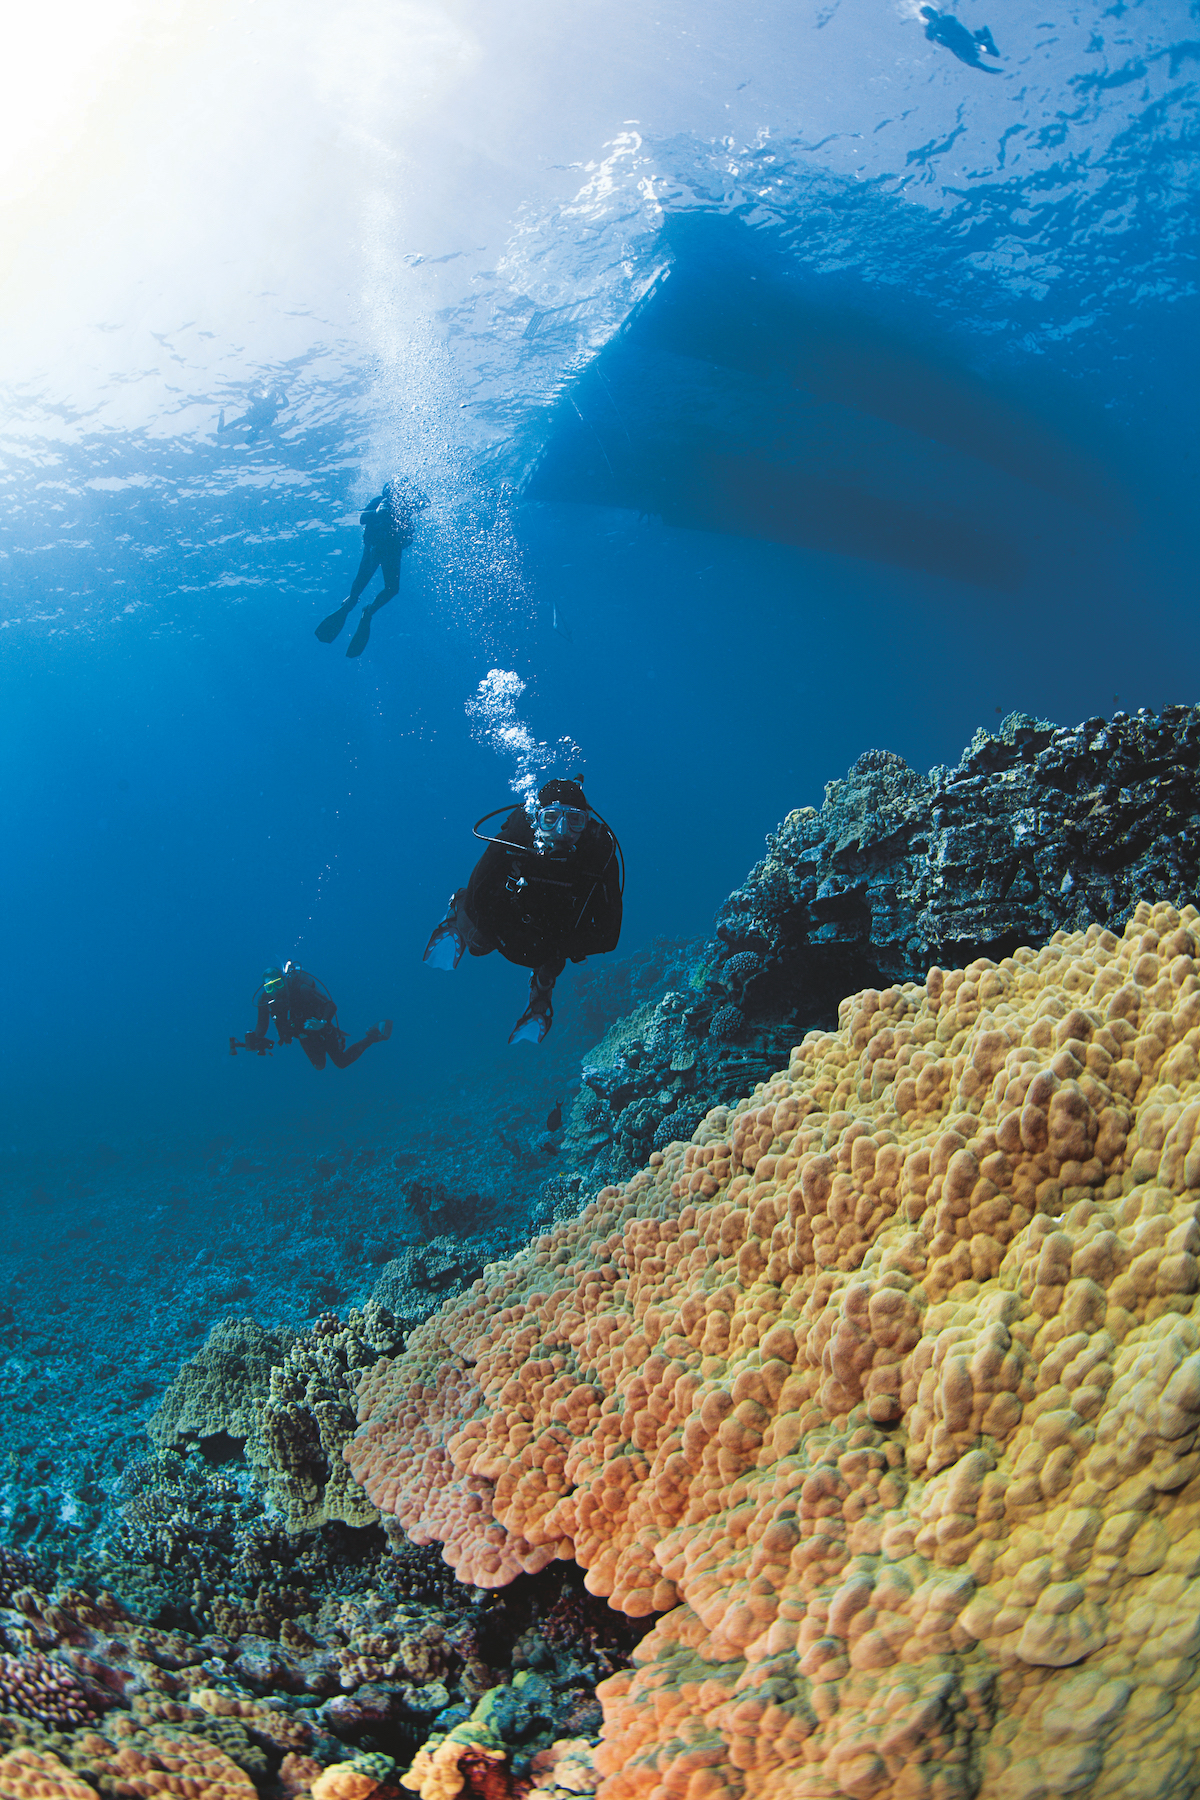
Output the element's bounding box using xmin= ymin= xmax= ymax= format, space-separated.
xmin=536 ymin=804 xmax=588 ymax=839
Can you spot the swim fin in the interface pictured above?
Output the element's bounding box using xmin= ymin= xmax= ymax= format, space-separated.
xmin=423 ymin=918 xmax=465 ymax=970
xmin=346 ymin=609 xmax=373 ymax=658
xmin=508 ymin=996 xmax=553 ymax=1045
xmin=315 ymin=601 xmax=352 ymax=644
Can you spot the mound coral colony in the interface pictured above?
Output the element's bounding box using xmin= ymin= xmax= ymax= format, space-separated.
xmin=347 ymin=899 xmax=1200 ymax=1797
xmin=6 ymin=713 xmax=1200 ymax=1800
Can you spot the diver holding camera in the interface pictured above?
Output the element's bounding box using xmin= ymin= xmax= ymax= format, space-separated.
xmin=233 ymin=962 xmax=391 ymax=1071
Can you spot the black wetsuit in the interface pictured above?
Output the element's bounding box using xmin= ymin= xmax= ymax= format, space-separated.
xmin=348 ymin=492 xmax=424 ymax=606
xmin=252 ymin=969 xmax=373 ymax=1071
xmin=459 ymin=809 xmax=622 ymax=985
xmin=920 ymin=7 xmax=1000 ymax=70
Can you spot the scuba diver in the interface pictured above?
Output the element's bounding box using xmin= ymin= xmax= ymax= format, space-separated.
xmin=422 ymin=779 xmax=623 ymax=1044
xmin=218 ymin=382 xmax=287 ymax=440
xmin=919 ymin=6 xmax=1000 ymax=70
xmin=232 ymin=963 xmax=392 ymax=1070
xmin=316 ymin=476 xmax=430 ymax=659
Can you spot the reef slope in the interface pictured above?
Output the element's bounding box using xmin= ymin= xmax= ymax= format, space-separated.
xmin=568 ymin=705 xmax=1200 ymax=1187
xmin=348 ymin=899 xmax=1200 ymax=1800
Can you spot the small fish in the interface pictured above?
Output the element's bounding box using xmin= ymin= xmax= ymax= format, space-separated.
xmin=552 ymin=606 xmax=573 ymax=643
xmin=546 ymin=1099 xmax=563 ymax=1132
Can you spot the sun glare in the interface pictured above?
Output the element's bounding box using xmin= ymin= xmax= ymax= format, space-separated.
xmin=0 ymin=0 xmax=162 ymax=202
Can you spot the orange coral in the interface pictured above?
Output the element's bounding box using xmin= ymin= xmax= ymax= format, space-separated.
xmin=0 ymin=1747 xmax=96 ymax=1800
xmin=311 ymin=1766 xmax=386 ymax=1800
xmin=348 ymin=900 xmax=1200 ymax=1797
xmin=188 ymin=1687 xmax=312 ymax=1754
xmin=77 ymin=1728 xmax=257 ymax=1799
xmin=401 ymin=1737 xmax=508 ymax=1800
xmin=528 ymin=1740 xmax=599 ymax=1797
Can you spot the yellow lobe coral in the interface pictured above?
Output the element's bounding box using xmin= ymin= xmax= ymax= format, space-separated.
xmin=347 ymin=901 xmax=1200 ymax=1799
xmin=401 ymin=1736 xmax=507 ymax=1800
xmin=528 ymin=1740 xmax=600 ymax=1797
xmin=68 ymin=1730 xmax=258 ymax=1800
xmin=311 ymin=1766 xmax=388 ymax=1800
xmin=0 ymin=1747 xmax=97 ymax=1800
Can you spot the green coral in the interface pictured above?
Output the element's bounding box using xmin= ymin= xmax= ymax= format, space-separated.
xmin=147 ymin=1317 xmax=296 ymax=1451
xmin=248 ymin=1302 xmax=400 ymax=1532
xmin=429 ymin=1673 xmax=562 ymax=1778
xmin=351 ymin=1751 xmax=397 ymax=1782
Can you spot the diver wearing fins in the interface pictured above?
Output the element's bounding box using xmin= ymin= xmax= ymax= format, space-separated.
xmin=234 ymin=962 xmax=392 ymax=1069
xmin=316 ymin=476 xmax=429 ymax=658
xmin=422 ymin=779 xmax=623 ymax=1044
xmin=919 ymin=6 xmax=1000 ymax=71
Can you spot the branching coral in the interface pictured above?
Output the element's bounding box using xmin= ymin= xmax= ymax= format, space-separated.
xmin=0 ymin=1654 xmax=94 ymax=1730
xmin=346 ymin=901 xmax=1200 ymax=1799
xmin=250 ymin=1304 xmax=400 ymax=1534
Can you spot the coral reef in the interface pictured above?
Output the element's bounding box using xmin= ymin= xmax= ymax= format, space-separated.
xmin=0 ymin=1654 xmax=95 ymax=1730
xmin=12 ymin=712 xmax=1200 ymax=1800
xmin=402 ymin=1673 xmax=590 ymax=1800
xmin=147 ymin=1319 xmax=298 ymax=1460
xmin=369 ymin=1247 xmax=528 ymax=1338
xmin=249 ymin=1306 xmax=403 ymax=1535
xmin=0 ymin=1538 xmax=644 ymax=1799
xmin=0 ymin=1745 xmax=97 ymax=1799
xmin=312 ymin=1750 xmax=400 ymax=1800
xmin=102 ymin=1447 xmax=389 ymax=1635
xmin=69 ymin=1723 xmax=260 ymax=1798
xmin=347 ymin=899 xmax=1200 ymax=1799
xmin=564 ymin=993 xmax=794 ymax=1188
xmin=718 ymin=704 xmax=1200 ymax=1002
xmin=0 ymin=937 xmax=680 ymax=1572
xmin=566 ymin=706 xmax=1200 ymax=1191
xmin=0 ymin=1555 xmax=45 ymax=1609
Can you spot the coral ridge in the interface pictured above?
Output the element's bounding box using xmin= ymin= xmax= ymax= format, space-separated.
xmin=346 ymin=899 xmax=1200 ymax=1800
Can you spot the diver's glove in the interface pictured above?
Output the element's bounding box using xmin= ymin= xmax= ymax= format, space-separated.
xmin=244 ymin=1032 xmax=270 ymax=1053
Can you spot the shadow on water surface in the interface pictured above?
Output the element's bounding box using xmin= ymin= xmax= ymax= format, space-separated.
xmin=525 ymin=214 xmax=1132 ymax=592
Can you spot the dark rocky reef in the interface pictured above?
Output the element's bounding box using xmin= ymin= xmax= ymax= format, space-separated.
xmin=0 ymin=1552 xmax=647 ymax=1791
xmin=566 ymin=705 xmax=1200 ymax=1184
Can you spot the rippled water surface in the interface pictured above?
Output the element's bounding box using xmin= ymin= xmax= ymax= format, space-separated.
xmin=2 ymin=0 xmax=1198 ymax=1156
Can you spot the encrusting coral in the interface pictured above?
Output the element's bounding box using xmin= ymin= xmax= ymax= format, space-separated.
xmin=347 ymin=900 xmax=1200 ymax=1800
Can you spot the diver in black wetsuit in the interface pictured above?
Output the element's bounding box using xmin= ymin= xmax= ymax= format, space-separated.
xmin=422 ymin=780 xmax=623 ymax=1045
xmin=316 ymin=477 xmax=429 ymax=658
xmin=237 ymin=963 xmax=392 ymax=1070
xmin=920 ymin=7 xmax=1000 ymax=71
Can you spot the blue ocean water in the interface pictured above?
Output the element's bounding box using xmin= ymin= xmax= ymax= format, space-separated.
xmin=3 ymin=0 xmax=1195 ymax=1157
xmin=0 ymin=0 xmax=1198 ymax=1547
